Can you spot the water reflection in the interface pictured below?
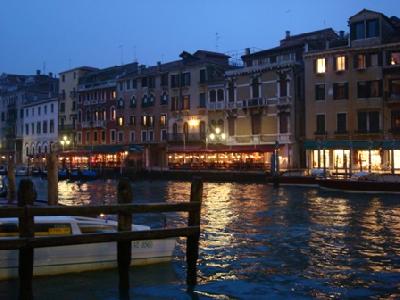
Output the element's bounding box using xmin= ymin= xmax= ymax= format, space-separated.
xmin=5 ymin=178 xmax=400 ymax=299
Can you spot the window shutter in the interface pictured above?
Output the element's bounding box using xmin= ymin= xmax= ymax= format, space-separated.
xmin=325 ymin=58 xmax=328 ymax=72
xmin=353 ymin=55 xmax=358 ymax=69
xmin=345 ymin=83 xmax=349 ymax=99
xmin=345 ymin=56 xmax=349 ymax=70
xmin=313 ymin=59 xmax=317 ymax=73
xmin=333 ymin=56 xmax=337 ymax=71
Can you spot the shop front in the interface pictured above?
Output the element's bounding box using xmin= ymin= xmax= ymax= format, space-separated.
xmin=167 ymin=145 xmax=277 ymax=170
xmin=305 ymin=140 xmax=400 ymax=174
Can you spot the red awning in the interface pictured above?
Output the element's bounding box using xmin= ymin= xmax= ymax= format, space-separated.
xmin=167 ymin=144 xmax=276 ymax=153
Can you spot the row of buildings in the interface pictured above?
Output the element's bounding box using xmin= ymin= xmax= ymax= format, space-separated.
xmin=1 ymin=9 xmax=400 ymax=173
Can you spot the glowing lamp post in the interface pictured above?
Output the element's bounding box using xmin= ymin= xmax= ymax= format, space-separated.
xmin=59 ymin=135 xmax=71 ymax=152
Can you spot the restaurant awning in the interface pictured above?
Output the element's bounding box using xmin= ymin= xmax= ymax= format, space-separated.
xmin=304 ymin=140 xmax=400 ymax=150
xmin=167 ymin=144 xmax=276 ymax=153
xmin=60 ymin=144 xmax=144 ymax=156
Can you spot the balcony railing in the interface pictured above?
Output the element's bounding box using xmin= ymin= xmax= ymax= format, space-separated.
xmin=227 ymin=133 xmax=292 ymax=146
xmin=207 ymin=101 xmax=225 ymax=110
xmin=167 ymin=133 xmax=205 ymax=142
xmin=81 ymin=120 xmax=107 ymax=128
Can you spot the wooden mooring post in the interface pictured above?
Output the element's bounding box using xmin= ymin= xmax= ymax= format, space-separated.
xmin=117 ymin=178 xmax=133 ymax=298
xmin=187 ymin=177 xmax=203 ymax=287
xmin=47 ymin=152 xmax=58 ymax=205
xmin=18 ymin=179 xmax=36 ymax=300
xmin=7 ymin=153 xmax=16 ymax=203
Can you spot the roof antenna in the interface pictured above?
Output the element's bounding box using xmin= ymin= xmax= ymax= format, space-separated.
xmin=119 ymin=44 xmax=124 ymax=65
xmin=215 ymin=32 xmax=220 ymax=51
xmin=42 ymin=61 xmax=46 ymax=74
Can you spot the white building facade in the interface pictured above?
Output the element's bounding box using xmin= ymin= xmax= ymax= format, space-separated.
xmin=22 ymin=97 xmax=58 ymax=163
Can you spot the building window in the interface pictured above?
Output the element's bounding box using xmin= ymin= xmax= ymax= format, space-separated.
xmin=354 ymin=54 xmax=367 ymax=69
xmin=351 ymin=21 xmax=365 ymax=40
xmin=117 ymin=116 xmax=124 ymax=126
xmin=141 ymin=131 xmax=147 ymax=142
xmin=148 ymin=130 xmax=154 ymax=142
xmin=390 ymin=79 xmax=400 ymax=98
xmin=161 ymin=74 xmax=168 ymax=86
xmin=112 ymin=91 xmax=116 ymax=99
xmin=130 ymin=96 xmax=136 ymax=108
xmin=200 ymin=69 xmax=206 ymax=83
xmin=209 ymin=90 xmax=216 ymax=102
xmin=101 ymin=130 xmax=106 ymax=142
xmin=316 ymin=58 xmax=326 ymax=74
xmin=129 ymin=116 xmax=135 ymax=125
xmin=93 ymin=131 xmax=98 ymax=142
xmin=335 ymin=56 xmax=346 ymax=72
xmin=148 ymin=115 xmax=154 ymax=127
xmin=336 ymin=113 xmax=347 ymax=133
xmin=60 ymin=103 xmax=65 ymax=113
xmin=77 ymin=132 xmax=82 ymax=144
xmin=110 ymin=130 xmax=116 ymax=143
xmin=358 ymin=111 xmax=380 ymax=133
xmin=148 ymin=76 xmax=155 ymax=88
xmin=228 ymin=82 xmax=235 ymax=102
xmin=316 ymin=114 xmax=326 ymax=134
xmin=181 ymin=72 xmax=191 ymax=86
xmin=183 ymin=95 xmax=190 ymax=110
xmin=36 ymin=122 xmax=41 ymax=134
xmin=333 ymin=83 xmax=348 ymax=100
xmin=357 ymin=80 xmax=382 ymax=98
xmin=160 ymin=92 xmax=168 ymax=105
xmin=25 ymin=124 xmax=29 ymax=135
xmin=279 ymin=77 xmax=287 ymax=97
xmin=132 ymin=79 xmax=137 ymax=89
xmin=161 ymin=129 xmax=167 ymax=141
xmin=183 ymin=122 xmax=189 ymax=141
xmin=126 ymin=80 xmax=131 ymax=90
xmin=170 ymin=74 xmax=180 ymax=88
xmin=51 ymin=103 xmax=54 ymax=113
xmin=44 ymin=105 xmax=47 ymax=114
xmin=86 ymin=132 xmax=90 ymax=144
xmin=130 ymin=131 xmax=135 ymax=142
xmin=160 ymin=115 xmax=166 ymax=127
xmin=366 ymin=19 xmax=379 ymax=38
xmin=251 ymin=77 xmax=259 ymax=98
xmin=110 ymin=107 xmax=116 ymax=121
xmin=199 ymin=121 xmax=206 ymax=139
xmin=31 ymin=123 xmax=34 ymax=135
xmin=391 ymin=110 xmax=400 ymax=132
xmin=117 ymin=98 xmax=124 ymax=108
xmin=279 ymin=114 xmax=288 ymax=134
xmin=390 ymin=52 xmax=400 ymax=66
xmin=43 ymin=121 xmax=48 ymax=134
xmin=118 ymin=132 xmax=124 ymax=143
xmin=315 ymin=84 xmax=325 ymax=101
xmin=141 ymin=77 xmax=147 ymax=88
xmin=217 ymin=89 xmax=224 ymax=101
xmin=199 ymin=93 xmax=206 ymax=108
xmin=119 ymin=82 xmax=123 ymax=91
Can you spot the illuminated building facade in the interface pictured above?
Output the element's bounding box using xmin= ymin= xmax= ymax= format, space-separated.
xmin=304 ymin=9 xmax=400 ymax=173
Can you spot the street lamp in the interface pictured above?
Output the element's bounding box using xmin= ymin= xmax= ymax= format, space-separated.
xmin=208 ymin=127 xmax=225 ymax=144
xmin=59 ymin=135 xmax=71 ymax=152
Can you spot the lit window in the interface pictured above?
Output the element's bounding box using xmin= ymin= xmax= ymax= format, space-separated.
xmin=110 ymin=107 xmax=116 ymax=121
xmin=391 ymin=52 xmax=400 ymax=66
xmin=316 ymin=58 xmax=326 ymax=74
xmin=160 ymin=115 xmax=166 ymax=127
xmin=356 ymin=54 xmax=366 ymax=69
xmin=336 ymin=56 xmax=346 ymax=71
xmin=117 ymin=117 xmax=124 ymax=126
xmin=112 ymin=91 xmax=116 ymax=99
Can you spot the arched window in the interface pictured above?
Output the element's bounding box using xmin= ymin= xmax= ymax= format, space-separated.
xmin=103 ymin=109 xmax=106 ymax=120
xmin=142 ymin=95 xmax=148 ymax=106
xmin=251 ymin=77 xmax=259 ymax=98
xmin=161 ymin=92 xmax=168 ymax=105
xmin=217 ymin=89 xmax=224 ymax=101
xmin=31 ymin=145 xmax=35 ymax=156
xmin=228 ymin=81 xmax=235 ymax=102
xmin=183 ymin=122 xmax=189 ymax=141
xmin=209 ymin=90 xmax=216 ymax=102
xmin=130 ymin=96 xmax=136 ymax=108
xmin=38 ymin=146 xmax=41 ymax=154
xmin=25 ymin=146 xmax=29 ymax=156
xmin=117 ymin=98 xmax=124 ymax=108
xmin=149 ymin=94 xmax=155 ymax=103
xmin=44 ymin=145 xmax=48 ymax=153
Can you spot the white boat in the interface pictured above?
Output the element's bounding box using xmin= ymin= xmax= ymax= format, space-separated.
xmin=15 ymin=166 xmax=28 ymax=176
xmin=0 ymin=216 xmax=176 ymax=280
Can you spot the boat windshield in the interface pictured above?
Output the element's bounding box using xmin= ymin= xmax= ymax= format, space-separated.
xmin=78 ymin=224 xmax=117 ymax=234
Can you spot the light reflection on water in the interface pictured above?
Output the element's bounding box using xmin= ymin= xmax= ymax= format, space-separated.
xmin=1 ymin=178 xmax=400 ymax=299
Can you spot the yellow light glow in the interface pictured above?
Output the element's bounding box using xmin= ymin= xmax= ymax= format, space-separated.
xmin=221 ymin=133 xmax=226 ymax=140
xmin=209 ymin=133 xmax=215 ymax=140
xmin=316 ymin=58 xmax=326 ymax=74
xmin=215 ymin=127 xmax=221 ymax=134
xmin=336 ymin=56 xmax=346 ymax=71
xmin=188 ymin=119 xmax=199 ymax=127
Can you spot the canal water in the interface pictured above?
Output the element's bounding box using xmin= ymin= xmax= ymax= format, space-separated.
xmin=1 ymin=178 xmax=400 ymax=299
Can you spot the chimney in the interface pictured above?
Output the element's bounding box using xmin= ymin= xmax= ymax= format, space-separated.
xmin=36 ymin=70 xmax=41 ymax=75
xmin=339 ymin=30 xmax=345 ymax=39
xmin=285 ymin=30 xmax=291 ymax=39
xmin=244 ymin=48 xmax=250 ymax=56
xmin=157 ymin=61 xmax=162 ymax=71
xmin=49 ymin=72 xmax=53 ymax=77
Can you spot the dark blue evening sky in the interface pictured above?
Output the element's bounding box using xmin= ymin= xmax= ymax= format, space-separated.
xmin=0 ymin=0 xmax=398 ymax=75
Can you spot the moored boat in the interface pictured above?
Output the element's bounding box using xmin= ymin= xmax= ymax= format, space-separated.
xmin=266 ymin=169 xmax=320 ymax=186
xmin=0 ymin=216 xmax=176 ymax=280
xmin=318 ymin=173 xmax=400 ymax=194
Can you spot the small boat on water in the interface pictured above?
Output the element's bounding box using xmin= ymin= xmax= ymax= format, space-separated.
xmin=318 ymin=173 xmax=400 ymax=194
xmin=69 ymin=167 xmax=98 ymax=181
xmin=0 ymin=216 xmax=176 ymax=280
xmin=266 ymin=169 xmax=328 ymax=186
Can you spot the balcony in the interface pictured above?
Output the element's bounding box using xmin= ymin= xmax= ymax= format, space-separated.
xmin=207 ymin=101 xmax=225 ymax=110
xmin=167 ymin=133 xmax=205 ymax=143
xmin=81 ymin=120 xmax=106 ymax=128
xmin=227 ymin=133 xmax=292 ymax=146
